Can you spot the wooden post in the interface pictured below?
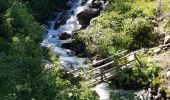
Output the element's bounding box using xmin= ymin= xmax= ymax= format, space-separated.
xmin=100 ymin=69 xmax=104 ymax=82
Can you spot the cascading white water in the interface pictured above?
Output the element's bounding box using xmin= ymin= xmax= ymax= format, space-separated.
xmin=41 ymin=0 xmax=94 ymax=70
xmin=41 ymin=0 xmax=110 ymax=99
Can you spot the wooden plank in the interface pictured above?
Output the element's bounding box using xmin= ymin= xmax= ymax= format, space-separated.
xmin=104 ymin=67 xmax=117 ymax=74
xmin=85 ymin=50 xmax=128 ymax=68
xmin=151 ymin=43 xmax=170 ymax=49
xmin=67 ymin=50 xmax=128 ymax=74
xmin=91 ymin=52 xmax=136 ymax=71
xmin=92 ymin=60 xmax=134 ymax=79
xmin=91 ymin=60 xmax=115 ymax=71
xmin=67 ymin=43 xmax=170 ymax=74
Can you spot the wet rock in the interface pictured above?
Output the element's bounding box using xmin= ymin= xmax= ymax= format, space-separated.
xmin=164 ymin=35 xmax=170 ymax=44
xmin=51 ymin=35 xmax=57 ymax=38
xmin=67 ymin=51 xmax=75 ymax=56
xmin=61 ymin=43 xmax=72 ymax=49
xmin=89 ymin=1 xmax=103 ymax=9
xmin=77 ymin=8 xmax=100 ymax=28
xmin=59 ymin=32 xmax=71 ymax=40
xmin=70 ymin=39 xmax=86 ymax=55
xmin=54 ymin=12 xmax=71 ymax=29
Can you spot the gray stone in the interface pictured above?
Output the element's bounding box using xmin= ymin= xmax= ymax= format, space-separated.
xmin=77 ymin=8 xmax=100 ymax=28
xmin=59 ymin=32 xmax=71 ymax=40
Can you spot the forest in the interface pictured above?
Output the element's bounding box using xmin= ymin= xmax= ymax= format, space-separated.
xmin=0 ymin=0 xmax=170 ymax=100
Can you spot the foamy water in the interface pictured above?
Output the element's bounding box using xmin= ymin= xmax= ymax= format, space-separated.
xmin=41 ymin=0 xmax=110 ymax=99
xmin=41 ymin=0 xmax=94 ymax=70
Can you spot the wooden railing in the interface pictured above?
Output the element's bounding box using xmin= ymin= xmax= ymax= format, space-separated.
xmin=67 ymin=43 xmax=170 ymax=85
xmin=67 ymin=50 xmax=128 ymax=74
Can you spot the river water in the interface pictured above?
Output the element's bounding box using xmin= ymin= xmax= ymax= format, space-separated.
xmin=41 ymin=0 xmax=95 ymax=70
xmin=41 ymin=0 xmax=110 ymax=99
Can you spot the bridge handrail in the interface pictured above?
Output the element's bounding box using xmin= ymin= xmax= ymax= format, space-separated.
xmin=67 ymin=50 xmax=128 ymax=74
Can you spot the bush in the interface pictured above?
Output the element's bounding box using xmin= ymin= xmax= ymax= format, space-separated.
xmin=77 ymin=11 xmax=131 ymax=57
xmin=114 ymin=53 xmax=160 ymax=89
xmin=106 ymin=0 xmax=132 ymax=14
xmin=152 ymin=77 xmax=164 ymax=88
xmin=75 ymin=1 xmax=159 ymax=57
xmin=4 ymin=2 xmax=44 ymax=42
xmin=124 ymin=17 xmax=159 ymax=50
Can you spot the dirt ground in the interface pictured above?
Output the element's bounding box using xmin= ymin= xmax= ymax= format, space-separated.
xmin=152 ymin=48 xmax=170 ymax=90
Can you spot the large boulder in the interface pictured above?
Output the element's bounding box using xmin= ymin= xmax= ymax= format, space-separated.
xmin=77 ymin=8 xmax=100 ymax=28
xmin=61 ymin=42 xmax=72 ymax=49
xmin=59 ymin=32 xmax=71 ymax=40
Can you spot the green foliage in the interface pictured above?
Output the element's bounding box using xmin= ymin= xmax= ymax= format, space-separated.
xmin=132 ymin=1 xmax=158 ymax=17
xmin=0 ymin=37 xmax=9 ymax=52
xmin=106 ymin=0 xmax=132 ymax=14
xmin=167 ymin=90 xmax=170 ymax=98
xmin=4 ymin=2 xmax=44 ymax=41
xmin=115 ymin=54 xmax=160 ymax=89
xmin=76 ymin=0 xmax=159 ymax=57
xmin=124 ymin=17 xmax=159 ymax=50
xmin=20 ymin=0 xmax=67 ymax=22
xmin=0 ymin=0 xmax=13 ymax=13
xmin=77 ymin=11 xmax=131 ymax=57
xmin=152 ymin=77 xmax=164 ymax=88
xmin=0 ymin=0 xmax=97 ymax=99
xmin=0 ymin=36 xmax=44 ymax=99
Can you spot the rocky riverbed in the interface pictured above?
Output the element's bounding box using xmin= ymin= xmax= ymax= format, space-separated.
xmin=41 ymin=0 xmax=109 ymax=71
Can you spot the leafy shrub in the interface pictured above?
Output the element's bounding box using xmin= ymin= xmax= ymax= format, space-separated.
xmin=75 ymin=1 xmax=159 ymax=57
xmin=106 ymin=0 xmax=132 ymax=14
xmin=123 ymin=17 xmax=159 ymax=50
xmin=152 ymin=77 xmax=164 ymax=88
xmin=132 ymin=1 xmax=158 ymax=17
xmin=77 ymin=11 xmax=131 ymax=57
xmin=115 ymin=54 xmax=160 ymax=89
xmin=4 ymin=2 xmax=44 ymax=42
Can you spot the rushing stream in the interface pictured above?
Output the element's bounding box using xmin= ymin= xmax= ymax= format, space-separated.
xmin=41 ymin=0 xmax=110 ymax=99
xmin=41 ymin=0 xmax=95 ymax=70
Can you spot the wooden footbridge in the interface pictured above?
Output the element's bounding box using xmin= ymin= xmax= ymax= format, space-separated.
xmin=66 ymin=43 xmax=170 ymax=85
xmin=66 ymin=49 xmax=141 ymax=85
